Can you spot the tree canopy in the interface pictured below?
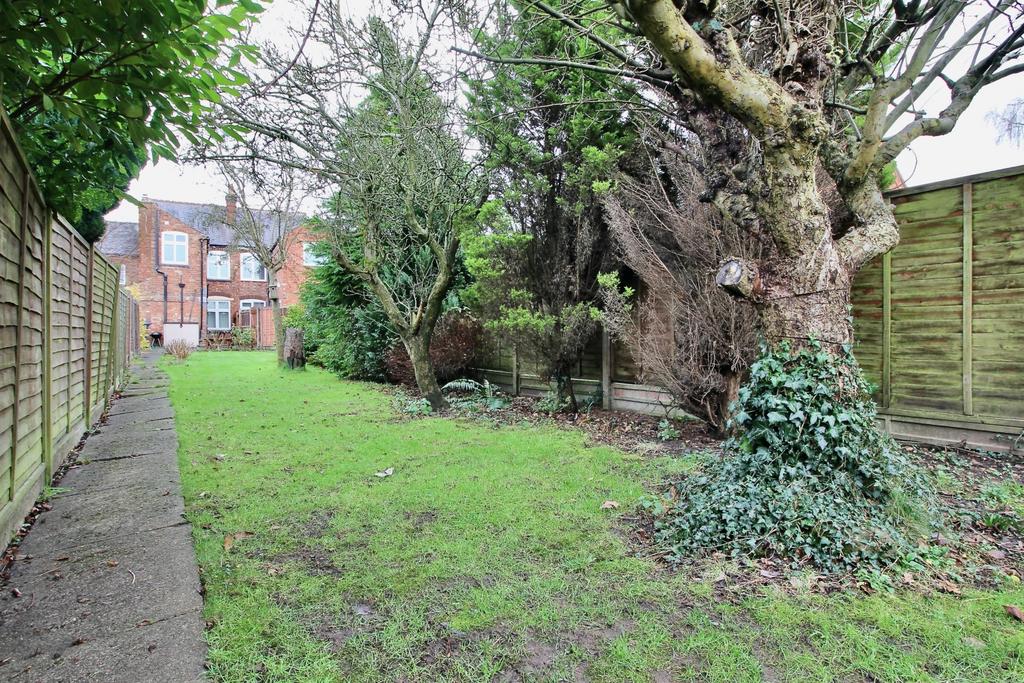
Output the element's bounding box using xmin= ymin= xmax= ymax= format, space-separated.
xmin=0 ymin=0 xmax=263 ymax=238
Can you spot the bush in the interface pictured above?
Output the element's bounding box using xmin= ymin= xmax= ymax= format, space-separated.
xmin=305 ymin=303 xmax=394 ymax=381
xmin=384 ymin=312 xmax=482 ymax=387
xmin=651 ymin=341 xmax=933 ymax=572
xmin=164 ymin=339 xmax=193 ymax=362
xmin=230 ymin=326 xmax=255 ymax=349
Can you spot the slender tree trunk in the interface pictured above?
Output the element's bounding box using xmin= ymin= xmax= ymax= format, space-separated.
xmin=269 ymin=268 xmax=285 ymax=366
xmin=713 ymin=368 xmax=743 ymax=436
xmin=405 ymin=334 xmax=448 ymax=411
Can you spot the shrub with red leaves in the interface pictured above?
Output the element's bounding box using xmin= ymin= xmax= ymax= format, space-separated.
xmin=385 ymin=312 xmax=482 ymax=387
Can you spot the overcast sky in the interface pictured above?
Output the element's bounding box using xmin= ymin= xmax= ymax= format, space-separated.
xmin=105 ymin=1 xmax=1024 ymax=221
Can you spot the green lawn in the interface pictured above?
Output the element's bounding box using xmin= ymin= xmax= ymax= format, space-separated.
xmin=165 ymin=352 xmax=1024 ymax=682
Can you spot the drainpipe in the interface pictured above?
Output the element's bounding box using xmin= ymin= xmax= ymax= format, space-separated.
xmin=199 ymin=236 xmax=209 ymax=338
xmin=152 ymin=205 xmax=168 ymax=325
xmin=178 ymin=280 xmax=185 ymax=325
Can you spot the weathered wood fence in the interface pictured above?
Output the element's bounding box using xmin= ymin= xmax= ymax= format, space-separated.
xmin=476 ymin=329 xmax=679 ymax=416
xmin=1 ymin=110 xmax=140 ymax=544
xmin=853 ymin=165 xmax=1024 ymax=451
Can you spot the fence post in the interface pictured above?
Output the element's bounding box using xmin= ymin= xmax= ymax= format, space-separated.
xmin=881 ymin=251 xmax=892 ymax=409
xmin=84 ymin=245 xmax=94 ymax=427
xmin=42 ymin=210 xmax=54 ymax=479
xmin=511 ymin=343 xmax=520 ymax=397
xmin=962 ymin=182 xmax=974 ymax=416
xmin=9 ymin=169 xmax=31 ymax=503
xmin=108 ymin=277 xmax=120 ymax=397
xmin=601 ymin=326 xmax=612 ymax=410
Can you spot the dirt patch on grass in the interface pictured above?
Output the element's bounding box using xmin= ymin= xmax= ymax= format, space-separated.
xmin=272 ymin=545 xmax=344 ymax=577
xmin=405 ymin=510 xmax=438 ymax=533
xmin=303 ymin=601 xmax=385 ymax=654
xmin=302 ymin=510 xmax=334 ymax=537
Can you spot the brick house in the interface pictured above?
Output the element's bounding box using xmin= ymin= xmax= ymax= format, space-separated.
xmin=98 ymin=195 xmax=324 ymax=344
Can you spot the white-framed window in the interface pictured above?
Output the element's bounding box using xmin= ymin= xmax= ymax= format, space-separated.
xmin=240 ymin=253 xmax=267 ymax=281
xmin=161 ymin=231 xmax=188 ymax=265
xmin=302 ymin=243 xmax=327 ymax=267
xmin=207 ymin=299 xmax=231 ymax=331
xmin=119 ymin=264 xmax=127 ymax=285
xmin=207 ymin=250 xmax=230 ymax=280
xmin=239 ymin=299 xmax=267 ymax=311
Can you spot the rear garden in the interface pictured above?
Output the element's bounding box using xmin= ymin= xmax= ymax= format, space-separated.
xmin=166 ymin=352 xmax=1024 ymax=682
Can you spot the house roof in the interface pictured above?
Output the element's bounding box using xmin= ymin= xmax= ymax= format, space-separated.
xmin=97 ymin=221 xmax=139 ymax=256
xmin=153 ymin=199 xmax=305 ymax=248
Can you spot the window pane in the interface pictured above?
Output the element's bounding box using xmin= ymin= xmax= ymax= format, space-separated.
xmin=163 ymin=232 xmax=187 ymax=264
xmin=208 ymin=251 xmax=229 ymax=279
xmin=241 ymin=254 xmax=267 ymax=280
xmin=208 ymin=300 xmax=230 ymax=330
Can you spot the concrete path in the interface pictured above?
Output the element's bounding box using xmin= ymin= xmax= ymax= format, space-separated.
xmin=0 ymin=350 xmax=206 ymax=682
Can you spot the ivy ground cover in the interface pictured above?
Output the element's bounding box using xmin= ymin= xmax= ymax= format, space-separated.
xmin=165 ymin=352 xmax=1024 ymax=682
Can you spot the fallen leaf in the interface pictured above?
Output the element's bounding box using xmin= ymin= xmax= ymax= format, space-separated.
xmin=600 ymin=500 xmax=620 ymax=510
xmin=963 ymin=636 xmax=986 ymax=650
xmin=223 ymin=531 xmax=255 ymax=552
xmin=1005 ymin=604 xmax=1024 ymax=622
xmin=374 ymin=467 xmax=394 ymax=478
xmin=936 ymin=579 xmax=961 ymax=595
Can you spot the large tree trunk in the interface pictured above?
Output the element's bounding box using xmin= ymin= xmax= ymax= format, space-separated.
xmin=269 ymin=268 xmax=285 ymax=366
xmin=713 ymin=368 xmax=743 ymax=436
xmin=405 ymin=335 xmax=448 ymax=411
xmin=284 ymin=327 xmax=306 ymax=369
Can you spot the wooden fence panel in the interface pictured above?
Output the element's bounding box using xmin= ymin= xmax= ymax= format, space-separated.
xmin=13 ymin=167 xmax=46 ymax=498
xmin=49 ymin=222 xmax=73 ymax=455
xmin=0 ymin=120 xmax=24 ymax=510
xmin=970 ymin=173 xmax=1024 ymax=421
xmin=852 ymin=165 xmax=1024 ymax=443
xmin=0 ymin=108 xmax=140 ymax=545
xmin=67 ymin=233 xmax=90 ymax=437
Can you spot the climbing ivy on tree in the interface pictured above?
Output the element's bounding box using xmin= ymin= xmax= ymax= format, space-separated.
xmin=0 ymin=0 xmax=263 ymax=238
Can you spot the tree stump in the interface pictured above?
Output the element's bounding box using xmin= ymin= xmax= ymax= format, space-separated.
xmin=284 ymin=327 xmax=306 ymax=369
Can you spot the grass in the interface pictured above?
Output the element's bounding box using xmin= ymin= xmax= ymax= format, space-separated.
xmin=165 ymin=352 xmax=1024 ymax=682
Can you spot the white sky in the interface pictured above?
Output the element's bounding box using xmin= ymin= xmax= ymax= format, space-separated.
xmin=105 ymin=1 xmax=1024 ymax=221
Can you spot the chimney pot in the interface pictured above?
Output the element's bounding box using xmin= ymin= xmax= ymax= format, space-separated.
xmin=225 ymin=190 xmax=238 ymax=224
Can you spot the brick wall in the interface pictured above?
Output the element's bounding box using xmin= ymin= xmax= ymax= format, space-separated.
xmin=276 ymin=225 xmax=322 ymax=307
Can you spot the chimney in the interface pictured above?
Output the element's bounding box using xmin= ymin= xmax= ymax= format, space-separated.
xmin=225 ymin=190 xmax=237 ymax=225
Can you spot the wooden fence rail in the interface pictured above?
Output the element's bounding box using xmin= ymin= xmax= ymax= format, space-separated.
xmin=1 ymin=110 xmax=140 ymax=545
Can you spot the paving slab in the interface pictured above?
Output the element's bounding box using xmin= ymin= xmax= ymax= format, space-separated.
xmin=0 ymin=350 xmax=207 ymax=682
